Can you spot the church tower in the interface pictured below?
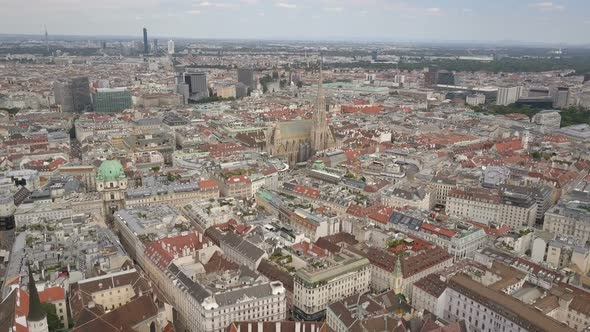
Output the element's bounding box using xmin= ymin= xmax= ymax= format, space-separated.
xmin=27 ymin=265 xmax=49 ymax=332
xmin=311 ymin=60 xmax=331 ymax=154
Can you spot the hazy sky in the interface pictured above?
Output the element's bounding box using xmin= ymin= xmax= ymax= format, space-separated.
xmin=1 ymin=0 xmax=589 ymax=44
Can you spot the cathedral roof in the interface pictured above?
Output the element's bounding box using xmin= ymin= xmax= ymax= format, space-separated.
xmin=275 ymin=120 xmax=312 ymax=140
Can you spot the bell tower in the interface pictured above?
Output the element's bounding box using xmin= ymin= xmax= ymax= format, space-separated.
xmin=310 ymin=59 xmax=331 ymax=154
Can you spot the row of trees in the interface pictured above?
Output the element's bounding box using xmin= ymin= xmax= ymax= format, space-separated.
xmin=473 ymin=104 xmax=590 ymax=127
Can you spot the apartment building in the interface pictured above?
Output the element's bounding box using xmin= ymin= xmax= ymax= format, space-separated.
xmin=113 ymin=209 xmax=287 ymax=332
xmin=293 ymin=249 xmax=371 ymax=321
xmin=543 ymin=201 xmax=590 ymax=244
xmin=412 ymin=273 xmax=448 ymax=319
xmin=218 ymin=175 xmax=253 ymax=199
xmin=208 ymin=229 xmax=268 ymax=270
xmin=388 ymin=211 xmax=487 ymax=259
xmin=125 ymin=181 xmax=219 ymax=209
xmin=353 ymin=246 xmax=453 ymax=299
xmin=447 ymin=188 xmax=537 ymax=229
xmin=69 ymin=269 xmax=150 ymax=313
xmin=431 ymin=177 xmax=457 ymax=207
xmin=443 ymin=274 xmax=574 ymax=332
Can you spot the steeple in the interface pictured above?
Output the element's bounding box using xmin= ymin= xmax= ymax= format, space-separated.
xmin=27 ymin=264 xmax=46 ymax=322
xmin=393 ymin=255 xmax=403 ymax=294
xmin=311 ymin=56 xmax=329 ymax=154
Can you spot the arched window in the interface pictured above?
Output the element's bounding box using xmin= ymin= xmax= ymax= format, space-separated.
xmin=150 ymin=322 xmax=156 ymax=332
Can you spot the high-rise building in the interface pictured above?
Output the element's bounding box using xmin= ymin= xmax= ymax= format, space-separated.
xmin=167 ymin=39 xmax=175 ymax=55
xmin=436 ymin=70 xmax=455 ymax=85
xmin=143 ymin=27 xmax=148 ymax=55
xmin=424 ymin=68 xmax=438 ymax=87
xmin=93 ymin=88 xmax=133 ymax=113
xmin=182 ymin=69 xmax=209 ymax=101
xmin=496 ymin=86 xmax=523 ymax=106
xmin=53 ymin=77 xmax=92 ymax=113
xmin=237 ymin=68 xmax=256 ymax=91
xmin=554 ymin=87 xmax=570 ymax=109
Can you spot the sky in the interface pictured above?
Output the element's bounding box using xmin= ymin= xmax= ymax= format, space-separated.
xmin=1 ymin=0 xmax=589 ymax=44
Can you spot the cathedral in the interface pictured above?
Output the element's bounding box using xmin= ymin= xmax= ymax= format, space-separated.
xmin=266 ymin=65 xmax=335 ymax=166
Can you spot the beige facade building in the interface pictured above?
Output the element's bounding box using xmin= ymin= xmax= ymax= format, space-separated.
xmin=293 ymin=249 xmax=371 ymax=321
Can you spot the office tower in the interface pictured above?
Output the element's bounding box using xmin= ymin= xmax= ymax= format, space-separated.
xmin=394 ymin=75 xmax=406 ymax=84
xmin=496 ymin=86 xmax=523 ymax=106
xmin=143 ymin=27 xmax=149 ymax=55
xmin=153 ymin=39 xmax=158 ymax=53
xmin=53 ymin=81 xmax=73 ymax=112
xmin=554 ymin=87 xmax=570 ymax=109
xmin=528 ymin=87 xmax=550 ymax=97
xmin=424 ymin=68 xmax=438 ymax=87
xmin=168 ymin=40 xmax=175 ymax=55
xmin=71 ymin=77 xmax=92 ymax=112
xmin=235 ymin=83 xmax=248 ymax=98
xmin=54 ymin=77 xmax=92 ymax=112
xmin=93 ymin=88 xmax=133 ymax=113
xmin=371 ymin=50 xmax=378 ymax=62
xmin=175 ymin=83 xmax=190 ymax=104
xmin=436 ymin=70 xmax=455 ymax=85
xmin=44 ymin=25 xmax=49 ymax=52
xmin=237 ymin=68 xmax=256 ymax=90
xmin=183 ymin=69 xmax=209 ymax=101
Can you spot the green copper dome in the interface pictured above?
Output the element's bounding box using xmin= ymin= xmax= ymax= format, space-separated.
xmin=97 ymin=159 xmax=125 ymax=181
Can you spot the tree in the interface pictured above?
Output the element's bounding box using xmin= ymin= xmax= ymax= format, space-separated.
xmin=41 ymin=303 xmax=62 ymax=331
xmin=151 ymin=166 xmax=160 ymax=172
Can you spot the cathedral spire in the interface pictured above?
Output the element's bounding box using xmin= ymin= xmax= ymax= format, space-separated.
xmin=311 ymin=56 xmax=329 ymax=154
xmin=27 ymin=263 xmax=46 ymax=322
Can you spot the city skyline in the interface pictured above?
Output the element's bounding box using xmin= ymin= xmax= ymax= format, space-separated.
xmin=1 ymin=0 xmax=590 ymax=45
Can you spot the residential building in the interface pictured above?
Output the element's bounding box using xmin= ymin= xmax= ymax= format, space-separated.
xmin=532 ymin=110 xmax=562 ymax=130
xmin=431 ymin=177 xmax=456 ymax=208
xmin=443 ymin=273 xmax=575 ymax=332
xmin=326 ymin=290 xmax=409 ymax=332
xmin=293 ymin=249 xmax=371 ymax=321
xmin=496 ymin=86 xmax=523 ymax=106
xmin=543 ymin=201 xmax=590 ymax=244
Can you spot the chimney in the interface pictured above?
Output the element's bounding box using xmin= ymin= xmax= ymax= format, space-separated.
xmin=295 ymin=322 xmax=301 ymax=332
xmin=258 ymin=322 xmax=263 ymax=332
xmin=276 ymin=322 xmax=281 ymax=332
xmin=248 ymin=323 xmax=252 ymax=332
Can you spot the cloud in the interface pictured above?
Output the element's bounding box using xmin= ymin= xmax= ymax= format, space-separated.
xmin=529 ymin=2 xmax=565 ymax=11
xmin=324 ymin=7 xmax=344 ymax=13
xmin=187 ymin=9 xmax=201 ymax=15
xmin=426 ymin=7 xmax=443 ymax=16
xmin=462 ymin=8 xmax=473 ymax=13
xmin=195 ymin=1 xmax=239 ymax=9
xmin=275 ymin=2 xmax=296 ymax=9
